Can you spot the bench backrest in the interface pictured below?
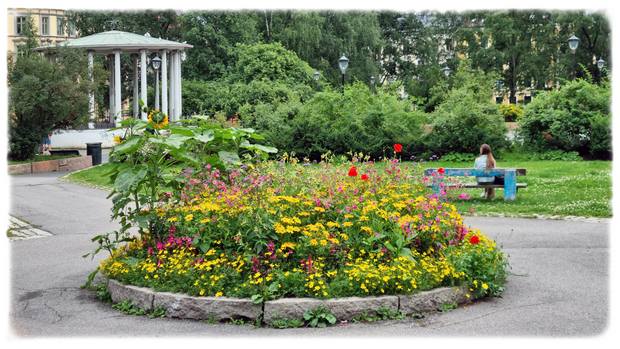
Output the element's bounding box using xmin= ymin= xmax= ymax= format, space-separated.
xmin=423 ymin=168 xmax=527 ymax=176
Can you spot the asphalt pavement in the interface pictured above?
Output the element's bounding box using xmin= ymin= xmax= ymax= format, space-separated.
xmin=8 ymin=172 xmax=610 ymax=337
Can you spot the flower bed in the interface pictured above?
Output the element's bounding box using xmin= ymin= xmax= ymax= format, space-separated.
xmin=99 ymin=158 xmax=508 ymax=303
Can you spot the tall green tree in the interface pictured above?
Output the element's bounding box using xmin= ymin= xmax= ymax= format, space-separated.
xmin=454 ymin=11 xmax=558 ymax=101
xmin=180 ymin=12 xmax=262 ymax=81
xmin=555 ymin=11 xmax=610 ymax=83
xmin=271 ymin=11 xmax=384 ymax=87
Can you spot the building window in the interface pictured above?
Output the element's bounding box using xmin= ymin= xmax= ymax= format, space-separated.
xmin=68 ymin=22 xmax=76 ymax=36
xmin=15 ymin=16 xmax=26 ymax=35
xmin=57 ymin=16 xmax=65 ymax=36
xmin=41 ymin=16 xmax=50 ymax=35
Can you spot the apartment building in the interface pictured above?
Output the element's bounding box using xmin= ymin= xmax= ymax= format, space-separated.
xmin=7 ymin=8 xmax=76 ymax=60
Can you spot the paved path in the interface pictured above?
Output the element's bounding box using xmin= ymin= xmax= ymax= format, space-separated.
xmin=9 ymin=173 xmax=609 ymax=336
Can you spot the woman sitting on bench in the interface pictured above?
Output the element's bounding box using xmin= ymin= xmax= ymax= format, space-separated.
xmin=474 ymin=144 xmax=503 ymax=199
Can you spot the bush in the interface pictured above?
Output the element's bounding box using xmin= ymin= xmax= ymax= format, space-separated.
xmin=183 ymin=80 xmax=314 ymax=117
xmin=426 ymin=87 xmax=508 ymax=156
xmin=519 ymin=79 xmax=611 ymax=159
xmin=499 ymin=104 xmax=523 ymax=122
xmin=282 ymin=83 xmax=426 ymax=159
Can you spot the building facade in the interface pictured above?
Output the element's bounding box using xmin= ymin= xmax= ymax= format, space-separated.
xmin=7 ymin=8 xmax=76 ymax=60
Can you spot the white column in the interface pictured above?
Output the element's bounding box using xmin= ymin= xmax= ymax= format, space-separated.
xmin=140 ymin=49 xmax=148 ymax=120
xmin=133 ymin=55 xmax=139 ymax=118
xmin=173 ymin=51 xmax=180 ymax=120
xmin=114 ymin=50 xmax=122 ymax=126
xmin=161 ymin=50 xmax=168 ymax=116
xmin=87 ymin=51 xmax=95 ymax=129
xmin=169 ymin=51 xmax=176 ymax=119
xmin=108 ymin=56 xmax=114 ymax=123
xmin=178 ymin=51 xmax=183 ymax=119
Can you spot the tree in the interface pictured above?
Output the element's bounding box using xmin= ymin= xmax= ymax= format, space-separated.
xmin=426 ymin=61 xmax=507 ymax=155
xmin=271 ymin=11 xmax=384 ymax=87
xmin=180 ymin=12 xmax=262 ymax=81
xmin=554 ymin=11 xmax=610 ymax=84
xmin=228 ymin=42 xmax=315 ymax=84
xmin=8 ymin=48 xmax=103 ymax=160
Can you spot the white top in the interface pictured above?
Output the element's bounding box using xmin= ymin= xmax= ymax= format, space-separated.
xmin=474 ymin=155 xmax=494 ymax=183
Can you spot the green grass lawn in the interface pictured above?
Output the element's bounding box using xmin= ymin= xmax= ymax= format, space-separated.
xmin=63 ymin=159 xmax=612 ymax=218
xmin=9 ymin=154 xmax=80 ymax=165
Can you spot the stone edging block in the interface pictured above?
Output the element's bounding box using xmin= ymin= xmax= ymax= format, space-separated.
xmin=106 ymin=279 xmax=472 ymax=323
xmin=263 ymin=296 xmax=398 ymax=324
xmin=153 ymin=291 xmax=261 ymax=320
xmin=108 ymin=279 xmax=155 ymax=311
xmin=399 ymin=286 xmax=470 ymax=315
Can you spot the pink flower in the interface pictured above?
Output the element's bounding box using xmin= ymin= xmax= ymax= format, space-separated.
xmin=458 ymin=193 xmax=471 ymax=200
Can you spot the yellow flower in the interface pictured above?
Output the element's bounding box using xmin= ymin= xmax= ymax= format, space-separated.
xmin=184 ymin=214 xmax=194 ymax=222
xmin=113 ymin=135 xmax=123 ymax=145
xmin=280 ymin=242 xmax=296 ymax=250
xmin=215 ymin=291 xmax=223 ymax=297
xmin=482 ymin=283 xmax=489 ymax=290
xmin=343 ymin=222 xmax=353 ymax=228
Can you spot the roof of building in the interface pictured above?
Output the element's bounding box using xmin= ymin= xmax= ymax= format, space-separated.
xmin=35 ymin=30 xmax=192 ymax=53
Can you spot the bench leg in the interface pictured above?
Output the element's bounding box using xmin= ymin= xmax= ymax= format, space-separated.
xmin=504 ymin=169 xmax=517 ymax=201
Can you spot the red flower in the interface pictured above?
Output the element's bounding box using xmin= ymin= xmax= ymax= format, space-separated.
xmin=469 ymin=235 xmax=480 ymax=245
xmin=393 ymin=143 xmax=403 ymax=153
xmin=361 ymin=173 xmax=369 ymax=181
xmin=438 ymin=167 xmax=445 ymax=175
xmin=348 ymin=166 xmax=358 ymax=177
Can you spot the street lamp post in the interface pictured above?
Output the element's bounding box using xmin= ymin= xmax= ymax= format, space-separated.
xmin=313 ymin=70 xmax=321 ymax=91
xmin=568 ymin=35 xmax=580 ymax=79
xmin=338 ymin=54 xmax=349 ymax=92
xmin=597 ymin=58 xmax=606 ymax=82
xmin=370 ymin=75 xmax=376 ymax=93
xmin=151 ymin=55 xmax=162 ymax=110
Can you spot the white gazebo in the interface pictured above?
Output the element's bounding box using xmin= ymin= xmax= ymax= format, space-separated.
xmin=36 ymin=30 xmax=193 ymax=128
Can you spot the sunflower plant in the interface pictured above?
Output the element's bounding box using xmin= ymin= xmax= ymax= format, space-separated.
xmin=86 ymin=103 xmax=277 ymax=263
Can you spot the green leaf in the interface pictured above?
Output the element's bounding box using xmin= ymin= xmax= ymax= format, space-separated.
xmin=149 ymin=133 xmax=190 ymax=150
xmin=193 ymin=131 xmax=215 ymax=144
xmin=218 ymin=151 xmax=241 ymax=165
xmin=112 ymin=136 xmax=143 ymax=155
xmin=240 ymin=140 xmax=278 ymax=154
xmin=169 ymin=126 xmax=196 ymax=136
xmin=168 ymin=149 xmax=200 ymax=166
xmin=325 ymin=314 xmax=337 ymax=324
xmin=113 ymin=166 xmax=147 ymax=192
xmin=303 ymin=310 xmax=313 ymax=321
xmin=251 ymin=294 xmax=264 ymax=305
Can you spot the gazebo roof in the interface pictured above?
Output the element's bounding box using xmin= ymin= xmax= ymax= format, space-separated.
xmin=35 ymin=30 xmax=192 ymax=53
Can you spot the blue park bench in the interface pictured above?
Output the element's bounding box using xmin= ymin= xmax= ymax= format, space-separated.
xmin=423 ymin=168 xmax=527 ymax=201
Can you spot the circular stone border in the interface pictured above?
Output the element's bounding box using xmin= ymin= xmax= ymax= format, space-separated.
xmin=104 ymin=279 xmax=473 ymax=324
